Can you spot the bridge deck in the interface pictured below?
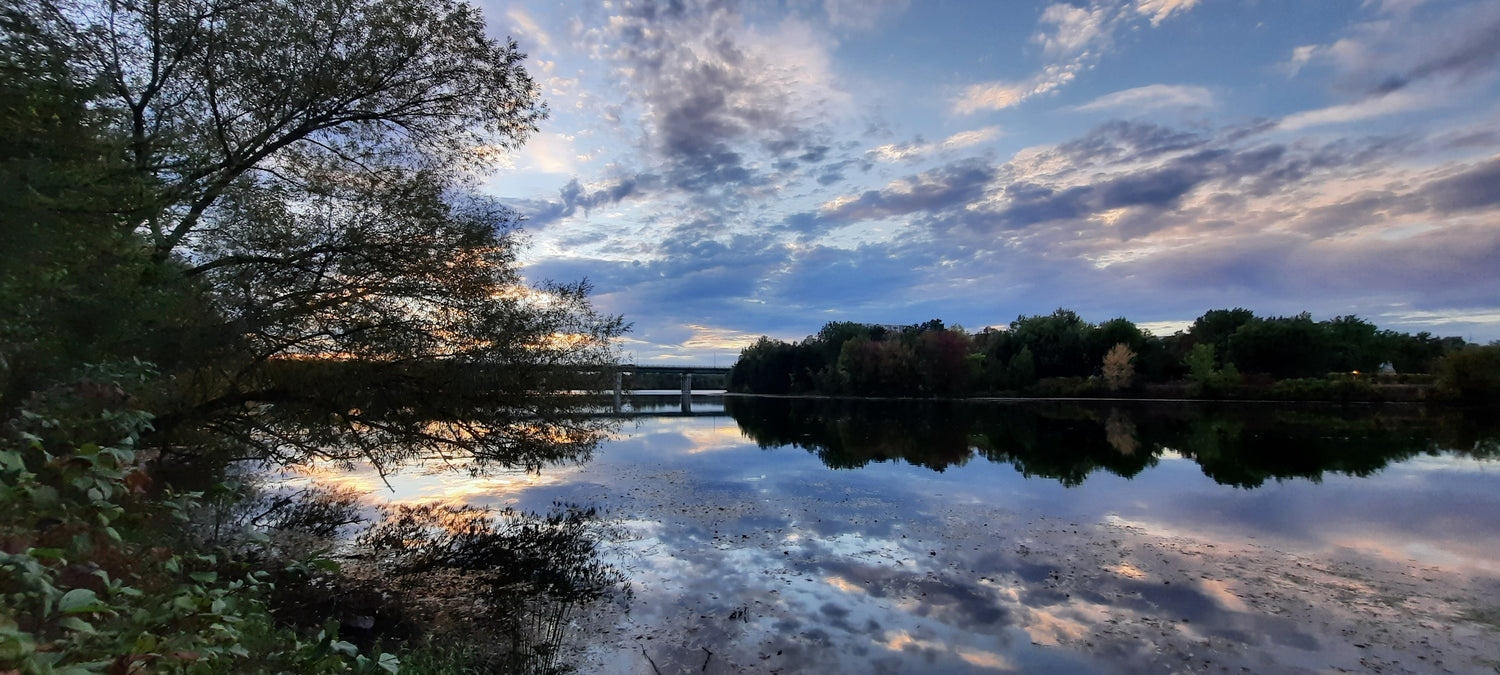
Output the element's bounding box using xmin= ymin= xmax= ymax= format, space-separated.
xmin=622 ymin=364 xmax=731 ymax=375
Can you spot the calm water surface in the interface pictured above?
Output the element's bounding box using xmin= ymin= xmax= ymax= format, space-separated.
xmin=297 ymin=397 xmax=1500 ymax=673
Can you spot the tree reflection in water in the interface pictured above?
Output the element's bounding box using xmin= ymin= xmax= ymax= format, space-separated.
xmin=212 ymin=481 xmax=631 ymax=673
xmin=194 ymin=404 xmax=632 ymax=675
xmin=724 ymin=397 xmax=1500 ymax=487
xmin=358 ymin=502 xmax=632 ymax=673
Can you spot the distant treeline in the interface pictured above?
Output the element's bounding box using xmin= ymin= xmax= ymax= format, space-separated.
xmin=727 ymin=309 xmax=1500 ymax=401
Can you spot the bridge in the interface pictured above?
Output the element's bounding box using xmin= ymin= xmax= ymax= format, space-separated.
xmin=613 ymin=363 xmax=731 ymax=412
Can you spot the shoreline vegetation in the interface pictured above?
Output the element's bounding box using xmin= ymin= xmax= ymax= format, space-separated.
xmin=2 ymin=0 xmax=630 ymax=671
xmin=726 ymin=310 xmax=1500 ymax=404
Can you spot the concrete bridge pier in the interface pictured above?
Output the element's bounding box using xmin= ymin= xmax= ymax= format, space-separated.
xmin=680 ymin=373 xmax=693 ymax=413
xmin=614 ymin=372 xmax=623 ymax=412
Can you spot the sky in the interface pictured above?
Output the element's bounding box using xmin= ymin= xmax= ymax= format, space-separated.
xmin=474 ymin=0 xmax=1500 ymax=363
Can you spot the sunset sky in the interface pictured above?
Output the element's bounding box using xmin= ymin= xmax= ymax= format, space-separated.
xmin=478 ymin=0 xmax=1500 ymax=362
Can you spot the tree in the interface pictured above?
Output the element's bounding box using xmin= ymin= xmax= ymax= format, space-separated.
xmin=1102 ymin=343 xmax=1135 ymax=391
xmin=1325 ymin=315 xmax=1383 ymax=373
xmin=915 ymin=329 xmax=970 ymax=395
xmin=1007 ymin=346 xmax=1037 ymax=389
xmin=26 ymin=0 xmax=544 ymax=258
xmin=1008 ymin=309 xmax=1092 ymax=378
xmin=8 ymin=0 xmax=624 ymax=468
xmin=1434 ymin=345 xmax=1500 ymax=401
xmin=1185 ymin=344 xmax=1240 ymax=396
xmin=731 ymin=337 xmax=805 ymax=394
xmin=1091 ymin=318 xmax=1146 ymax=368
xmin=1189 ymin=308 xmax=1255 ymax=366
xmin=0 ymin=4 xmax=188 ymax=409
xmin=1388 ymin=331 xmax=1463 ymax=374
xmin=1226 ymin=314 xmax=1331 ymax=378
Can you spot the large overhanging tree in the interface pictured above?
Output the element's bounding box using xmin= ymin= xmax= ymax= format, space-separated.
xmin=8 ymin=0 xmax=626 ymax=470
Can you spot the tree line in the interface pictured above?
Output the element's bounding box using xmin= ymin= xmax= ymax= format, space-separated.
xmin=728 ymin=310 xmax=1500 ymax=401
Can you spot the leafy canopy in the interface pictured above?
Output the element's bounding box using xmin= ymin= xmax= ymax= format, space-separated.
xmin=4 ymin=0 xmax=626 ymax=469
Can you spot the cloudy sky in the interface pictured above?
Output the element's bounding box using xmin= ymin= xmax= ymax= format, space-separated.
xmin=477 ymin=0 xmax=1500 ymax=362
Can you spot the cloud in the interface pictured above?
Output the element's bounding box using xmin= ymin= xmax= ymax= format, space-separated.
xmin=955 ymin=63 xmax=1085 ymax=113
xmin=510 ymin=175 xmax=655 ymax=229
xmin=505 ymin=7 xmax=554 ymax=54
xmin=1055 ymin=120 xmax=1208 ymax=165
xmin=596 ymin=1 xmax=845 ymax=193
xmin=823 ymin=0 xmax=910 ymax=30
xmin=509 ymin=131 xmax=580 ymax=174
xmin=954 ymin=82 xmax=1030 ymax=114
xmin=763 ymin=241 xmax=940 ymax=312
xmin=1277 ymin=89 xmax=1429 ymax=130
xmin=804 ymin=120 xmax=1426 ymax=253
xmin=1034 ymin=2 xmax=1112 ymax=57
xmin=1421 ymin=156 xmax=1500 ymax=213
xmin=953 ymin=0 xmax=1206 ymax=114
xmin=869 ymin=127 xmax=1004 ymax=162
xmin=593 ymin=105 xmax=1500 ymax=356
xmin=1293 ymin=0 xmax=1500 ymax=97
xmin=1074 ymin=84 xmax=1214 ymax=113
xmin=1133 ymin=0 xmax=1201 ymax=26
xmin=508 ymin=1 xmax=1500 ymax=358
xmin=813 ymin=159 xmax=998 ymax=225
xmin=1284 ymin=45 xmax=1320 ymax=77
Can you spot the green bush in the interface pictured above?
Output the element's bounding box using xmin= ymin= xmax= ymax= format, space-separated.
xmin=1435 ymin=345 xmax=1500 ymax=401
xmin=1028 ymin=377 xmax=1103 ymax=398
xmin=1268 ymin=377 xmax=1376 ymax=402
xmin=0 ymin=397 xmax=400 ymax=674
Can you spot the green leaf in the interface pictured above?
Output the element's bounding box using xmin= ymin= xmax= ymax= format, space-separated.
xmin=189 ymin=571 xmax=217 ymax=584
xmin=0 ymin=450 xmax=25 ymax=471
xmin=57 ymin=616 xmax=95 ymax=633
xmin=309 ymin=558 xmax=341 ymax=573
xmin=30 ymin=484 xmax=59 ymax=507
xmin=0 ymin=627 xmax=37 ymax=660
xmin=58 ymin=588 xmax=104 ymax=614
xmin=377 ymin=651 xmax=401 ymax=674
xmin=27 ymin=548 xmax=65 ymax=560
xmin=134 ymin=632 xmax=159 ymax=652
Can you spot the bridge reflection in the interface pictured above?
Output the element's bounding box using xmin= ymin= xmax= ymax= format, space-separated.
xmin=608 ymin=392 xmax=726 ymax=416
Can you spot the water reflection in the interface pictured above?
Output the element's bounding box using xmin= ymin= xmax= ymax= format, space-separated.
xmin=282 ymin=399 xmax=1500 ymax=673
xmin=725 ymin=397 xmax=1500 ymax=487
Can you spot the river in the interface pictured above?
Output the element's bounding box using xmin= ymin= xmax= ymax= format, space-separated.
xmin=279 ymin=396 xmax=1500 ymax=673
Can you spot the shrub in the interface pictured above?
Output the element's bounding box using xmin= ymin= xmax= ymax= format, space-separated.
xmin=1434 ymin=345 xmax=1500 ymax=402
